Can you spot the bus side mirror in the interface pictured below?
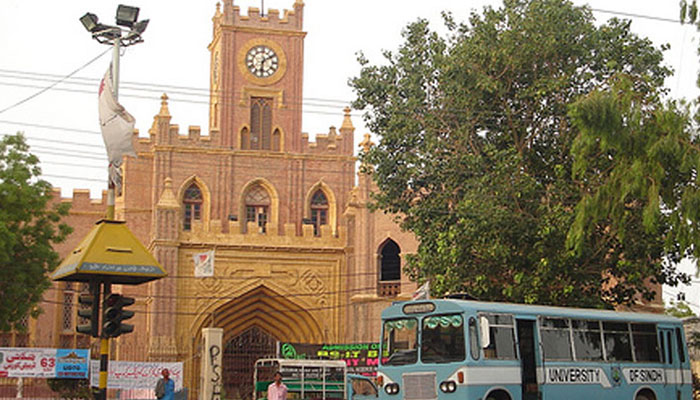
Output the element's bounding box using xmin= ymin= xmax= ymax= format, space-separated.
xmin=479 ymin=316 xmax=491 ymax=349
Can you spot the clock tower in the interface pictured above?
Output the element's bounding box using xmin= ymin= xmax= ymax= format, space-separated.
xmin=208 ymin=0 xmax=305 ymax=151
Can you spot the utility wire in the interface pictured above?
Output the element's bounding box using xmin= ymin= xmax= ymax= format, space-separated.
xmin=589 ymin=7 xmax=681 ymax=24
xmin=0 ymin=49 xmax=110 ymax=116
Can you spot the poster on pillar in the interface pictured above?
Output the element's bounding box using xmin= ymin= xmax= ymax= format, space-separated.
xmin=89 ymin=360 xmax=183 ymax=389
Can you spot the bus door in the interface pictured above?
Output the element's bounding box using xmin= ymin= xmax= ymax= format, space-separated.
xmin=659 ymin=327 xmax=681 ymax=399
xmin=516 ymin=319 xmax=539 ymax=400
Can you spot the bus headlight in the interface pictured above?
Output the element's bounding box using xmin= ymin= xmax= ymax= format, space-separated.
xmin=439 ymin=380 xmax=457 ymax=393
xmin=384 ymin=383 xmax=400 ymax=395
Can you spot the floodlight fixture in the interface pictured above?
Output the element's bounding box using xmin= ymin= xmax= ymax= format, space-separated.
xmin=80 ymin=12 xmax=99 ymax=32
xmin=116 ymin=5 xmax=140 ymax=28
xmin=131 ymin=19 xmax=149 ymax=35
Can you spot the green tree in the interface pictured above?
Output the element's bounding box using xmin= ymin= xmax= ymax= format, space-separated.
xmin=351 ymin=0 xmax=684 ymax=307
xmin=666 ymin=300 xmax=696 ymax=318
xmin=0 ymin=133 xmax=72 ymax=331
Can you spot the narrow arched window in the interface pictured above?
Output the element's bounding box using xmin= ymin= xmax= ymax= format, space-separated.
xmin=310 ymin=190 xmax=329 ymax=236
xmin=241 ymin=127 xmax=250 ymax=150
xmin=378 ymin=239 xmax=401 ymax=297
xmin=245 ymin=185 xmax=271 ymax=233
xmin=183 ymin=183 xmax=203 ymax=231
xmin=380 ymin=240 xmax=401 ymax=280
xmin=250 ymin=97 xmax=272 ymax=150
xmin=272 ymin=128 xmax=281 ymax=151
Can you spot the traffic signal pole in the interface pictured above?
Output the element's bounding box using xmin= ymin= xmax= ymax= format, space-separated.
xmin=97 ymin=282 xmax=111 ymax=400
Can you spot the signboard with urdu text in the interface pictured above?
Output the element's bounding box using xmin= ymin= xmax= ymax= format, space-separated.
xmin=89 ymin=360 xmax=183 ymax=390
xmin=0 ymin=348 xmax=90 ymax=379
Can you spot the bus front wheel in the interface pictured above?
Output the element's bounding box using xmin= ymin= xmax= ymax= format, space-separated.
xmin=635 ymin=389 xmax=656 ymax=400
xmin=485 ymin=390 xmax=511 ymax=400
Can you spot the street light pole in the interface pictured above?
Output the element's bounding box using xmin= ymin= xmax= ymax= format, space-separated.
xmin=78 ymin=7 xmax=149 ymax=399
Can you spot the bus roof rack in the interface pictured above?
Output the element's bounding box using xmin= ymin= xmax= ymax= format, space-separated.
xmin=443 ymin=292 xmax=479 ymax=300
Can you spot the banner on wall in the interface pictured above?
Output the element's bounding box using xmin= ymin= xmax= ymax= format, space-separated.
xmin=193 ymin=250 xmax=215 ymax=277
xmin=279 ymin=343 xmax=386 ymax=376
xmin=89 ymin=360 xmax=183 ymax=390
xmin=0 ymin=348 xmax=90 ymax=379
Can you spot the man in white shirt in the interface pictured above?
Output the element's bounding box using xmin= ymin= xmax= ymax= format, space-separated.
xmin=267 ymin=371 xmax=288 ymax=400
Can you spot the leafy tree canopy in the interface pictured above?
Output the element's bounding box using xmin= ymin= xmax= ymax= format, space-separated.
xmin=666 ymin=300 xmax=696 ymax=318
xmin=351 ymin=0 xmax=687 ymax=307
xmin=0 ymin=133 xmax=72 ymax=331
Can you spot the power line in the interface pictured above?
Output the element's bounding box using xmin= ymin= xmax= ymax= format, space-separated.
xmin=52 ymin=284 xmax=384 ymax=302
xmin=0 ymin=69 xmax=350 ymax=107
xmin=589 ymin=7 xmax=681 ymax=24
xmin=0 ymin=49 xmax=110 ymax=116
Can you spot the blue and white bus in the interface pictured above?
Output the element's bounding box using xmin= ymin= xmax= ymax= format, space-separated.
xmin=376 ymin=299 xmax=692 ymax=400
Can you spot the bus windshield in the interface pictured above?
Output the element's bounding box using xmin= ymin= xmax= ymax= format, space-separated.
xmin=421 ymin=314 xmax=465 ymax=363
xmin=382 ymin=318 xmax=418 ymax=365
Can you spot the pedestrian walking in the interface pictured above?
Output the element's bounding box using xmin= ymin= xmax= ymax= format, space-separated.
xmin=155 ymin=368 xmax=175 ymax=400
xmin=267 ymin=371 xmax=287 ymax=400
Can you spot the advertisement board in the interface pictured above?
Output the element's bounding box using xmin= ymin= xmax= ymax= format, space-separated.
xmin=0 ymin=348 xmax=90 ymax=379
xmin=280 ymin=343 xmax=386 ymax=376
xmin=89 ymin=360 xmax=183 ymax=390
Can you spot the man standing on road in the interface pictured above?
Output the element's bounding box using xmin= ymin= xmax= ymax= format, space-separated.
xmin=267 ymin=371 xmax=288 ymax=400
xmin=155 ymin=368 xmax=175 ymax=400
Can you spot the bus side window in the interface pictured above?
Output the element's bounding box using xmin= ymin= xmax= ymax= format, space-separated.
xmin=659 ymin=331 xmax=666 ymax=364
xmin=667 ymin=331 xmax=673 ymax=365
xmin=481 ymin=313 xmax=517 ymax=360
xmin=469 ymin=317 xmax=480 ymax=360
xmin=675 ymin=328 xmax=686 ymax=363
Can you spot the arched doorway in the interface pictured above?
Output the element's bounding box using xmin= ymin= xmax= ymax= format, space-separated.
xmin=208 ymin=285 xmax=324 ymax=400
xmin=223 ymin=326 xmax=277 ymax=400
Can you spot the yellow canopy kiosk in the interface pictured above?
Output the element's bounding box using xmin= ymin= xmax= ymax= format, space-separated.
xmin=51 ymin=219 xmax=165 ymax=284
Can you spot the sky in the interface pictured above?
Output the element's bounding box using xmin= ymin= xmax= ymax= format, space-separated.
xmin=1 ymin=0 xmax=699 ymax=309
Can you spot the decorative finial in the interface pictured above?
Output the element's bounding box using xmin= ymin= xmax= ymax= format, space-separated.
xmin=157 ymin=177 xmax=179 ymax=209
xmin=159 ymin=93 xmax=170 ymax=116
xmin=215 ymin=2 xmax=221 ymax=15
xmin=359 ymin=133 xmax=374 ymax=153
xmin=341 ymin=107 xmax=354 ymax=130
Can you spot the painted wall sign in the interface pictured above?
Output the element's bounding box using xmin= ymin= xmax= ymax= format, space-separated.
xmin=545 ymin=367 xmax=612 ymax=388
xmin=623 ymin=368 xmax=665 ymax=384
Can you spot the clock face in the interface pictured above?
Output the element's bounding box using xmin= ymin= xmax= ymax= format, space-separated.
xmin=246 ymin=45 xmax=279 ymax=78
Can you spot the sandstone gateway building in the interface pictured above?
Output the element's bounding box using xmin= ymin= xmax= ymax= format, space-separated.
xmin=2 ymin=1 xmax=418 ymax=397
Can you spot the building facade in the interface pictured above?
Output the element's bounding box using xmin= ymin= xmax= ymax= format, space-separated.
xmin=10 ymin=1 xmax=417 ymax=397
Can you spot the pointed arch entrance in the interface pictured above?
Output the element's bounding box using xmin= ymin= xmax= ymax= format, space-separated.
xmin=212 ymin=285 xmax=323 ymax=400
xmin=223 ymin=326 xmax=277 ymax=400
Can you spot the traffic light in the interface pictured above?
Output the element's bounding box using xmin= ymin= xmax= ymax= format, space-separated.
xmin=102 ymin=293 xmax=135 ymax=338
xmin=76 ymin=294 xmax=99 ymax=337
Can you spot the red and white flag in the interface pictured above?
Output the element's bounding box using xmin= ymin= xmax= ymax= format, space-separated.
xmin=412 ymin=281 xmax=430 ymax=300
xmin=98 ymin=64 xmax=136 ymax=192
xmin=193 ymin=250 xmax=215 ymax=277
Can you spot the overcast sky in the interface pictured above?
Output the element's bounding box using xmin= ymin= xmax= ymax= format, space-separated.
xmin=1 ymin=0 xmax=699 ymax=308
